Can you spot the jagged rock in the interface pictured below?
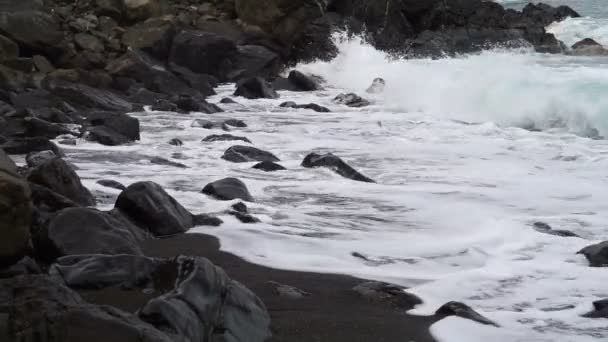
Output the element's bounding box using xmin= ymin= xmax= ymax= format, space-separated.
xmin=74 ymin=33 xmax=104 ymax=52
xmin=32 ymin=55 xmax=55 ymax=73
xmin=25 ymin=150 xmax=56 ymax=168
xmin=151 ymin=99 xmax=178 ymax=112
xmin=578 ymin=241 xmax=608 ymax=267
xmin=170 ymin=64 xmax=217 ymax=97
xmin=280 ymin=101 xmax=330 ymax=112
xmin=115 ymin=181 xmax=195 ymax=236
xmin=436 ymin=301 xmax=499 ymax=327
xmin=138 ymin=256 xmax=271 ymax=342
xmin=252 ymin=161 xmax=286 ymax=172
xmin=333 ymin=93 xmax=370 ymax=107
xmin=302 ymin=152 xmax=375 ymax=183
xmin=150 ymin=157 xmax=187 ymax=168
xmin=29 ymin=183 xmax=79 ymax=214
xmin=44 ymin=79 xmax=132 ymax=112
xmin=353 ymin=281 xmax=422 ymax=309
xmin=97 ymin=179 xmax=126 ymax=191
xmin=0 ymin=275 xmax=174 ymax=342
xmin=168 ymin=138 xmax=183 ymax=146
xmin=202 ymin=134 xmax=251 ymax=143
xmin=582 ymin=299 xmax=608 ymax=318
xmin=0 ymin=150 xmax=31 ymax=267
xmin=21 ymin=116 xmax=73 ymax=139
xmin=230 ymin=44 xmax=281 ymax=81
xmin=288 ymin=70 xmax=322 ymax=91
xmin=0 ymin=10 xmax=62 ymax=51
xmin=202 ymin=177 xmax=254 ymax=202
xmin=232 ymin=202 xmax=248 ymax=213
xmin=27 ymin=157 xmax=95 ymax=207
xmin=84 ymin=111 xmax=140 ymax=146
xmin=34 ymin=208 xmax=143 ymax=261
xmin=229 ymin=210 xmax=261 ymax=223
xmin=173 ymin=94 xmax=222 ymax=114
xmin=0 ymin=257 xmax=40 ymax=279
xmin=234 ymin=77 xmax=279 ymax=99
xmin=169 ymin=30 xmax=238 ymax=81
xmin=222 ymin=145 xmax=279 ymax=163
xmin=532 ymin=222 xmax=579 ymax=237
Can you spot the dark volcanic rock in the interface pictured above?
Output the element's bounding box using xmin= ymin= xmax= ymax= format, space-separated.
xmin=27 ymin=157 xmax=95 ymax=207
xmin=150 ymin=157 xmax=187 ymax=168
xmin=29 ymin=183 xmax=79 ymax=214
xmin=122 ymin=17 xmax=176 ymax=59
xmin=173 ymin=94 xmax=222 ymax=114
xmin=168 ymin=138 xmax=183 ymax=146
xmin=0 ymin=150 xmax=31 ymax=267
xmin=115 ymin=181 xmax=195 ymax=236
xmin=252 ymin=161 xmax=287 ymax=172
xmin=569 ymin=38 xmax=608 ymax=56
xmin=202 ymin=177 xmax=254 ymax=202
xmin=333 ymin=93 xmax=370 ymax=107
xmin=97 ymin=179 xmax=126 ymax=191
xmin=25 ymin=150 xmax=56 ymax=168
xmin=436 ymin=301 xmax=499 ymax=327
xmin=224 ymin=118 xmax=247 ymax=128
xmin=220 ymin=97 xmax=238 ymax=104
xmin=34 ymin=208 xmax=143 ymax=261
xmin=302 ymin=152 xmax=375 ymax=183
xmin=229 ymin=211 xmax=261 ymax=223
xmin=202 ymin=134 xmax=252 ymax=143
xmin=521 ymin=3 xmax=580 ymax=27
xmin=191 ymin=119 xmax=215 ymax=129
xmin=353 ymin=281 xmax=422 ymax=310
xmin=234 ymin=77 xmax=279 ymax=99
xmin=138 ymin=256 xmax=271 ymax=342
xmin=582 ymin=299 xmax=608 ymax=318
xmin=288 ymin=70 xmax=322 ymax=91
xmin=50 ymin=254 xmax=162 ymax=290
xmin=44 ymin=79 xmax=132 ymax=112
xmin=280 ymin=101 xmax=331 ymax=112
xmin=0 ymin=275 xmax=174 ymax=342
xmin=230 ymin=44 xmax=282 ymax=81
xmin=578 ymin=241 xmax=608 ymax=267
xmin=192 ymin=214 xmax=224 ymax=227
xmin=22 ymin=116 xmax=73 ymax=139
xmin=169 ymin=30 xmax=238 ymax=82
xmin=222 ymin=145 xmax=280 ymax=163
xmin=532 ymin=221 xmax=579 ymax=237
xmin=0 ymin=10 xmax=62 ymax=52
xmin=85 ymin=111 xmax=140 ymax=146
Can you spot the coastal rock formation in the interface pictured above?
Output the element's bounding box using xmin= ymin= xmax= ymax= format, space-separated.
xmin=252 ymin=161 xmax=287 ymax=172
xmin=234 ymin=77 xmax=279 ymax=99
xmin=436 ymin=301 xmax=499 ymax=327
xmin=578 ymin=241 xmax=608 ymax=267
xmin=222 ymin=145 xmax=280 ymax=163
xmin=302 ymin=152 xmax=375 ymax=183
xmin=202 ymin=177 xmax=254 ymax=202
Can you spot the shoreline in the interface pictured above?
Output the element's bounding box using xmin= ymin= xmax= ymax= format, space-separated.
xmin=80 ymin=232 xmax=439 ymax=342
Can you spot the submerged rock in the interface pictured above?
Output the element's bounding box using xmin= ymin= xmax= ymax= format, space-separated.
xmin=436 ymin=301 xmax=499 ymax=327
xmin=582 ymin=299 xmax=608 ymax=318
xmin=333 ymin=93 xmax=370 ymax=107
xmin=280 ymin=101 xmax=330 ymax=112
xmin=252 ymin=161 xmax=286 ymax=172
xmin=222 ymin=145 xmax=280 ymax=163
xmin=532 ymin=222 xmax=579 ymax=237
xmin=353 ymin=281 xmax=422 ymax=310
xmin=302 ymin=152 xmax=375 ymax=183
xmin=150 ymin=157 xmax=187 ymax=168
xmin=97 ymin=179 xmax=126 ymax=191
xmin=578 ymin=241 xmax=608 ymax=267
xmin=168 ymin=138 xmax=183 ymax=146
xmin=202 ymin=134 xmax=252 ymax=143
xmin=202 ymin=177 xmax=254 ymax=202
xmin=234 ymin=77 xmax=279 ymax=99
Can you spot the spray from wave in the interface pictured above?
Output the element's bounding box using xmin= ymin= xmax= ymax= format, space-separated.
xmin=299 ymin=34 xmax=608 ymax=138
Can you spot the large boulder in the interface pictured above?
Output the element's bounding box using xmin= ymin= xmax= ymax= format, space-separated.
xmin=0 ymin=275 xmax=174 ymax=342
xmin=222 ymin=145 xmax=280 ymax=163
xmin=0 ymin=34 xmax=18 ymax=61
xmin=115 ymin=181 xmax=195 ymax=236
xmin=27 ymin=157 xmax=96 ymax=207
xmin=1 ymin=137 xmax=63 ymax=155
xmin=44 ymin=79 xmax=133 ymax=112
xmin=139 ymin=256 xmax=271 ymax=342
xmin=34 ymin=208 xmax=143 ymax=261
xmin=230 ymin=45 xmax=281 ymax=81
xmin=234 ymin=77 xmax=279 ymax=99
xmin=302 ymin=152 xmax=375 ymax=183
xmin=0 ymin=10 xmax=62 ymax=52
xmin=0 ymin=150 xmax=31 ymax=267
xmin=84 ymin=111 xmax=140 ymax=146
xmin=169 ymin=30 xmax=238 ymax=82
xmin=520 ymin=3 xmax=580 ymax=27
xmin=569 ymin=38 xmax=608 ymax=56
xmin=202 ymin=177 xmax=254 ymax=202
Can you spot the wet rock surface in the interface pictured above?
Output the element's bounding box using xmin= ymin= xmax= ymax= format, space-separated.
xmin=302 ymin=152 xmax=375 ymax=183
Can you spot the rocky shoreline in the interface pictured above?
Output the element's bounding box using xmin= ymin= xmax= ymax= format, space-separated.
xmin=2 ymin=0 xmax=608 ymax=341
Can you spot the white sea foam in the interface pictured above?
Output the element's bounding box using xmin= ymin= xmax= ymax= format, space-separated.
xmin=548 ymin=17 xmax=608 ymax=47
xmin=60 ymin=32 xmax=608 ymax=342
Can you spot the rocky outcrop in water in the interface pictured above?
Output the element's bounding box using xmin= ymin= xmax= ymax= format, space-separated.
xmin=202 ymin=177 xmax=254 ymax=202
xmin=302 ymin=152 xmax=375 ymax=183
